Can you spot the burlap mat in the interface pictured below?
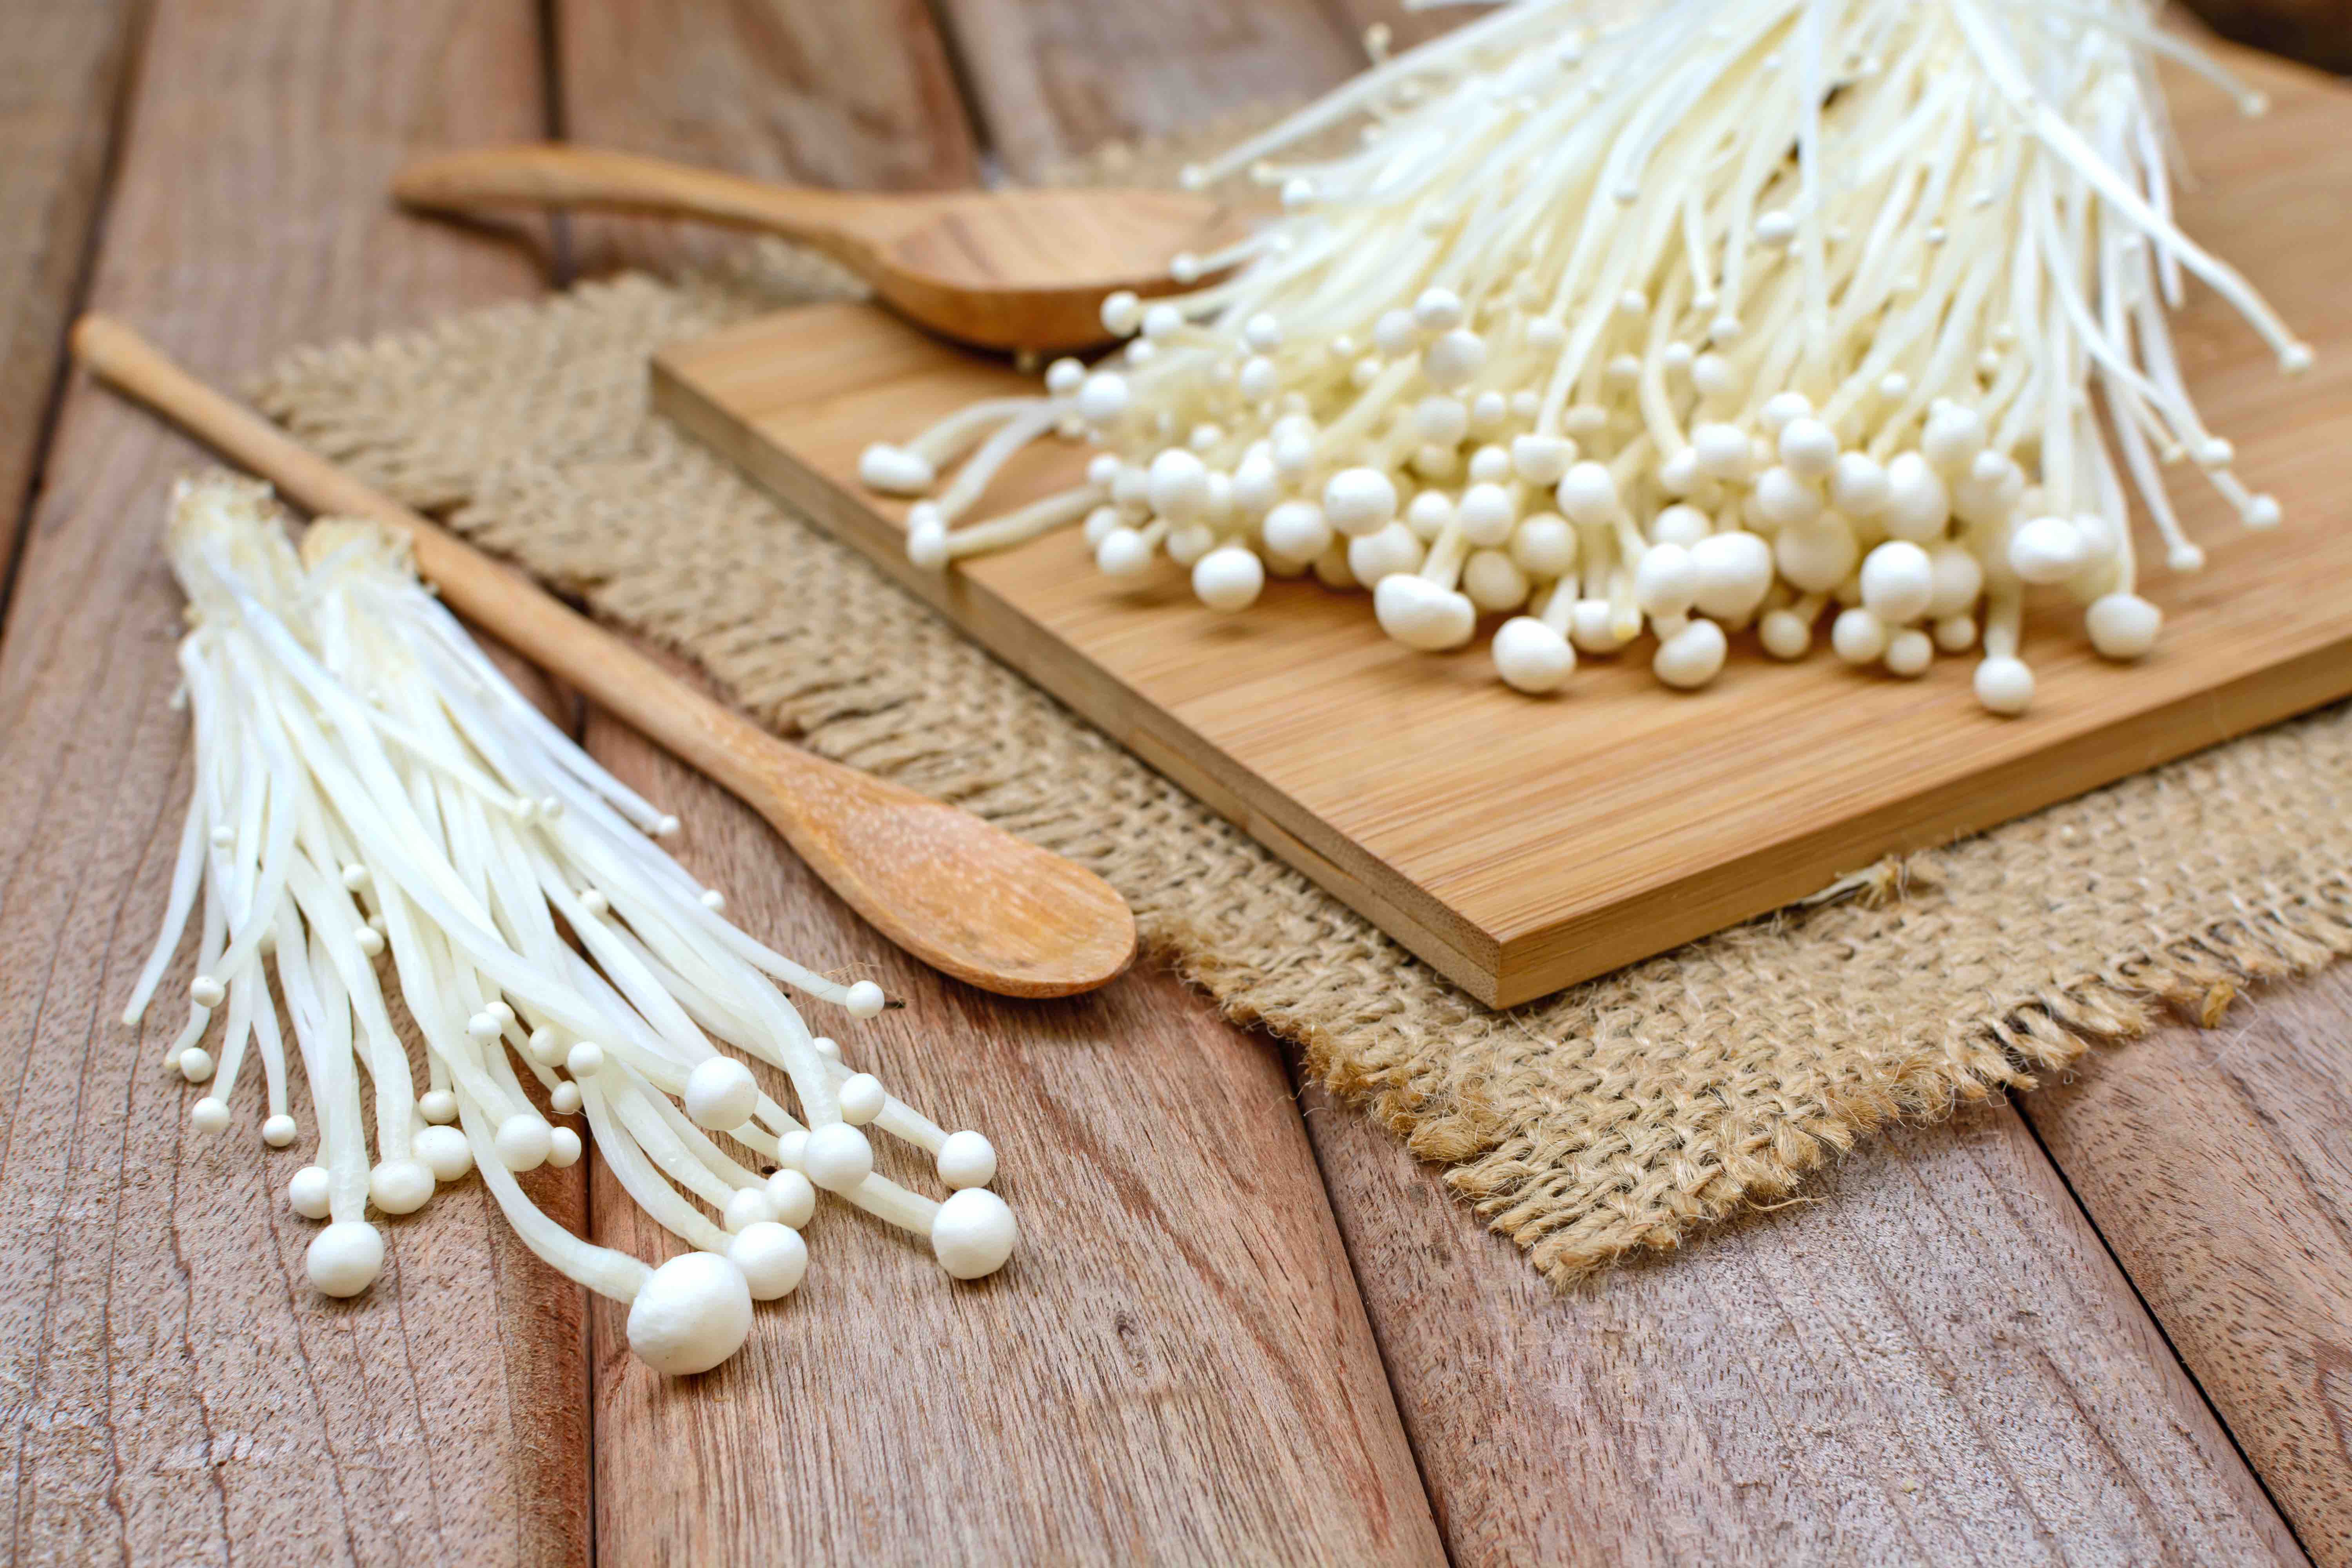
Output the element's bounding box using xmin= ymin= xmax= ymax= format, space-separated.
xmin=252 ymin=245 xmax=2352 ymax=1287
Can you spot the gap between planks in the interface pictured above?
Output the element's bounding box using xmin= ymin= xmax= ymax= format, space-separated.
xmin=2024 ymin=976 xmax=2352 ymax=1566
xmin=0 ymin=0 xmax=146 ymax=635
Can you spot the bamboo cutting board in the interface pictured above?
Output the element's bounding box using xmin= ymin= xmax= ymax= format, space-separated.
xmin=652 ymin=49 xmax=2352 ymax=1009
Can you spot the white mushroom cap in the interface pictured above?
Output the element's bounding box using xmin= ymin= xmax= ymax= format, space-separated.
xmin=626 ymin=1252 xmax=753 ymax=1376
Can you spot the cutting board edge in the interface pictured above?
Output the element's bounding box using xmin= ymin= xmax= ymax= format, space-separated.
xmin=653 ymin=309 xmax=2352 ymax=1011
xmin=1487 ymin=624 xmax=2352 ymax=1003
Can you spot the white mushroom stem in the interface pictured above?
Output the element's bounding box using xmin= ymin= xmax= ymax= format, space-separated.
xmin=911 ymin=483 xmax=1108 ymax=572
xmin=128 ymin=475 xmax=1019 ymax=1376
xmin=860 ymin=0 xmax=2305 ymax=717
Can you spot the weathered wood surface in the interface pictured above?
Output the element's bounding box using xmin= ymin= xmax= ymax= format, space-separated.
xmin=552 ymin=0 xmax=979 ymax=279
xmin=0 ymin=0 xmax=140 ymax=570
xmin=931 ymin=0 xmax=1364 ymax=178
xmin=2025 ymin=973 xmax=2352 ymax=1568
xmin=0 ymin=2 xmax=590 ymax=1564
xmin=1305 ymin=1085 xmax=2310 ymax=1566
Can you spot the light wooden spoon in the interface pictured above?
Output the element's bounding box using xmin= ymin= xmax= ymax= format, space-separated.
xmin=392 ymin=145 xmax=1228 ymax=353
xmin=73 ymin=313 xmax=1137 ymax=999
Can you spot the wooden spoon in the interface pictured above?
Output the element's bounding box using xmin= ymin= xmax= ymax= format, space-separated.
xmin=392 ymin=145 xmax=1228 ymax=354
xmin=72 ymin=314 xmax=1137 ymax=999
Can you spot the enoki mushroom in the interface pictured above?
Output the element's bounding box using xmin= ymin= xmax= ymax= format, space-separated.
xmin=863 ymin=0 xmax=2309 ymax=715
xmin=128 ymin=474 xmax=1016 ymax=1376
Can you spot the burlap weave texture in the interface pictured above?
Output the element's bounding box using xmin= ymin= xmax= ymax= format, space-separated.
xmin=254 ymin=250 xmax=2352 ymax=1286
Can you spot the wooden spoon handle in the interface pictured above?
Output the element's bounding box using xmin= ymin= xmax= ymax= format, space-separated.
xmin=394 ymin=145 xmax=887 ymax=261
xmin=74 ymin=313 xmax=764 ymax=779
xmin=71 ymin=313 xmax=1136 ymax=998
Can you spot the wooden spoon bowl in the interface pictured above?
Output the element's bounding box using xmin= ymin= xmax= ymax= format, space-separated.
xmin=392 ymin=145 xmax=1232 ymax=353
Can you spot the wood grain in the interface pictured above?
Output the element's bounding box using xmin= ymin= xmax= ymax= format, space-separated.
xmin=931 ymin=0 xmax=1364 ymax=179
xmin=2024 ymin=974 xmax=2352 ymax=1567
xmin=0 ymin=2 xmax=590 ymax=1563
xmin=585 ymin=702 xmax=1442 ymax=1563
xmin=651 ymin=44 xmax=2352 ymax=1009
xmin=1305 ymin=1086 xmax=2307 ymax=1566
xmin=0 ymin=0 xmax=140 ymax=570
xmin=553 ymin=0 xmax=978 ymax=278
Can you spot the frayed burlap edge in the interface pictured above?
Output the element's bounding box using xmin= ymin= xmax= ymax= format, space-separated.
xmin=250 ymin=255 xmax=2352 ymax=1288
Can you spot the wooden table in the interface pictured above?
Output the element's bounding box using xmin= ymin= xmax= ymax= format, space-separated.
xmin=0 ymin=2 xmax=2345 ymax=1563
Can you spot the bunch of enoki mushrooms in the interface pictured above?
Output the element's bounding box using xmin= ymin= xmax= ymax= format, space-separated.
xmin=130 ymin=475 xmax=1014 ymax=1376
xmin=863 ymin=0 xmax=2307 ymax=714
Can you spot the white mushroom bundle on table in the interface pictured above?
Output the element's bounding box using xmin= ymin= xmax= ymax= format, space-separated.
xmin=127 ymin=474 xmax=1016 ymax=1377
xmin=864 ymin=0 xmax=2308 ymax=715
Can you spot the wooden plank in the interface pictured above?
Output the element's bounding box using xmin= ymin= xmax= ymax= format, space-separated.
xmin=556 ymin=4 xmax=1439 ymax=1553
xmin=0 ymin=0 xmax=140 ymax=586
xmin=0 ymin=2 xmax=590 ymax=1564
xmin=1305 ymin=1087 xmax=2308 ymax=1566
xmin=2022 ymin=974 xmax=2352 ymax=1568
xmin=931 ymin=0 xmax=1464 ymax=181
xmin=552 ymin=0 xmax=980 ymax=278
xmin=583 ymin=704 xmax=1443 ymax=1563
xmin=931 ymin=0 xmax=1363 ymax=178
xmin=653 ymin=48 xmax=2352 ymax=1009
